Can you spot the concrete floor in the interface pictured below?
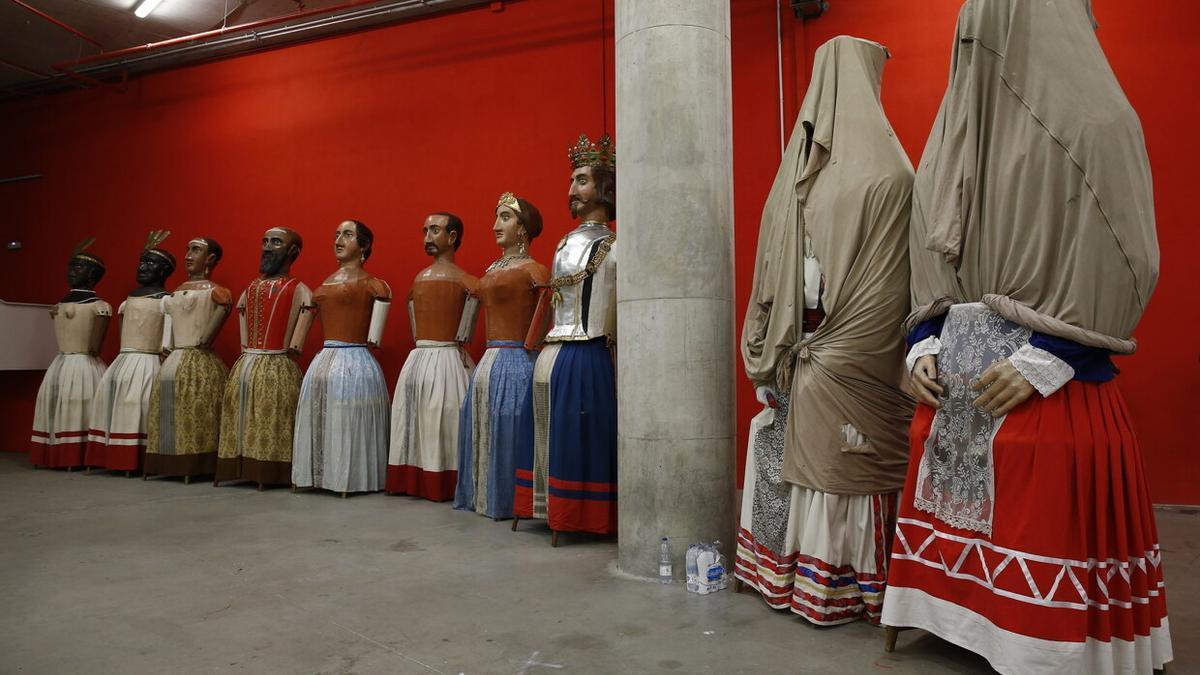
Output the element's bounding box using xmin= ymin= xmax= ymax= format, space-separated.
xmin=1 ymin=452 xmax=1195 ymax=675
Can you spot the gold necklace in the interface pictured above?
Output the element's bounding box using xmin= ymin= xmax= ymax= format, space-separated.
xmin=486 ymin=252 xmax=531 ymax=273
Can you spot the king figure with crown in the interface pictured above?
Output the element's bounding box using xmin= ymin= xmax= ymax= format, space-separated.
xmin=513 ymin=134 xmax=618 ymax=544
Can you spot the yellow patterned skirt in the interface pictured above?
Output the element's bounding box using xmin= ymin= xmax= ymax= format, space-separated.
xmin=145 ymin=347 xmax=227 ymax=478
xmin=216 ymin=351 xmax=302 ymax=486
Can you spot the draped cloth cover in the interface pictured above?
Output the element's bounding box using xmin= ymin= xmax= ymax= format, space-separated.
xmin=905 ymin=0 xmax=1158 ymax=353
xmin=741 ymin=36 xmax=915 ymax=495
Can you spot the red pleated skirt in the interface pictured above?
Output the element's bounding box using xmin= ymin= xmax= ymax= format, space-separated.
xmin=883 ymin=380 xmax=1172 ymax=674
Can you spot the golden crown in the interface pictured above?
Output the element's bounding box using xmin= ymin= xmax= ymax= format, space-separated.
xmin=568 ymin=133 xmax=615 ymax=170
xmin=497 ymin=192 xmax=522 ymax=213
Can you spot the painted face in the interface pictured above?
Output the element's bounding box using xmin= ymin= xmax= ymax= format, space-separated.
xmin=334 ymin=221 xmax=362 ymax=263
xmin=184 ymin=240 xmax=211 ymax=276
xmin=260 ymin=227 xmax=296 ymax=275
xmin=569 ymin=166 xmax=598 ymax=218
xmin=423 ymin=215 xmax=454 ymax=257
xmin=67 ymin=257 xmax=94 ymax=288
xmin=136 ymin=251 xmax=170 ymax=286
xmin=493 ymin=205 xmax=525 ymax=250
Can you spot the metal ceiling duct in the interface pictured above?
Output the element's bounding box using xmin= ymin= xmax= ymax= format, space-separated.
xmin=3 ymin=0 xmax=491 ymax=99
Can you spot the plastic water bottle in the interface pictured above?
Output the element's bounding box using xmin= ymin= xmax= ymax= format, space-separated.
xmin=695 ymin=545 xmax=715 ymax=595
xmin=686 ymin=544 xmax=700 ymax=593
xmin=713 ymin=540 xmax=729 ymax=590
xmin=659 ymin=537 xmax=673 ymax=584
xmin=692 ymin=541 xmax=725 ymax=594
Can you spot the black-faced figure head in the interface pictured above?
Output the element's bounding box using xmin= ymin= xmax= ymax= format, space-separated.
xmin=67 ymin=253 xmax=105 ymax=290
xmin=137 ymin=248 xmax=176 ymax=289
xmin=260 ymin=227 xmax=303 ymax=276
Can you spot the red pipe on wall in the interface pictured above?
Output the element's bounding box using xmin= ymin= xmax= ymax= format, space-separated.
xmin=9 ymin=0 xmax=105 ymax=50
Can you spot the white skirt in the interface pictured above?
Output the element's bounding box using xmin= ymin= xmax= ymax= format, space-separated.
xmin=31 ymin=353 xmax=107 ymax=467
xmin=387 ymin=341 xmax=472 ymax=475
xmin=87 ymin=351 xmax=161 ymax=452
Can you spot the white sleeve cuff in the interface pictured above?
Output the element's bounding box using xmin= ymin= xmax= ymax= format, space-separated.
xmin=905 ymin=336 xmax=942 ymax=374
xmin=1009 ymin=344 xmax=1075 ymax=397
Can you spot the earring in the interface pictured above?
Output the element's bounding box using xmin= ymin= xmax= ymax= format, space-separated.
xmin=517 ymin=230 xmax=528 ymax=256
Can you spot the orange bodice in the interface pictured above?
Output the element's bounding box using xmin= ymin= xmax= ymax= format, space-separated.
xmin=314 ymin=276 xmax=391 ymax=343
xmin=478 ymin=261 xmax=549 ymax=342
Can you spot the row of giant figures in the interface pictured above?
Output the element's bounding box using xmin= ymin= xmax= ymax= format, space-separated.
xmin=29 ymin=131 xmax=618 ymax=543
xmin=23 ymin=1 xmax=1175 ymax=672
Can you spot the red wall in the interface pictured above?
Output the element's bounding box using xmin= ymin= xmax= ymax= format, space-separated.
xmin=2 ymin=0 xmax=1197 ymax=504
xmin=0 ymin=0 xmax=617 ymax=454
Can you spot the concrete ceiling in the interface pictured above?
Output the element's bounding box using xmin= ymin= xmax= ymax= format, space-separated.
xmin=0 ymin=0 xmax=488 ymax=94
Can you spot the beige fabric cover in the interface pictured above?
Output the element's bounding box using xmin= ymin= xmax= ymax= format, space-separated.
xmin=741 ymin=36 xmax=916 ymax=496
xmin=906 ymin=0 xmax=1158 ymax=353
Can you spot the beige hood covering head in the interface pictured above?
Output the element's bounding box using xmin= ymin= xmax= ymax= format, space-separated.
xmin=741 ymin=36 xmax=916 ymax=495
xmin=907 ymin=0 xmax=1159 ymax=353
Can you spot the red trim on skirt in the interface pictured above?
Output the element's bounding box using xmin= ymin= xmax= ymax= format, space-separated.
xmin=30 ymin=438 xmax=86 ymax=468
xmin=513 ymin=470 xmax=618 ymax=534
xmin=546 ymin=493 xmax=617 ymax=535
xmin=84 ymin=440 xmax=145 ymax=471
xmin=386 ymin=464 xmax=456 ymax=502
xmin=734 ymin=500 xmax=890 ymax=626
xmin=513 ymin=468 xmax=539 ymax=519
xmin=887 ymin=380 xmax=1169 ymax=646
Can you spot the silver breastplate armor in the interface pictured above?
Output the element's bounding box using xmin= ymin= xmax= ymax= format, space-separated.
xmin=546 ymin=222 xmax=617 ymax=342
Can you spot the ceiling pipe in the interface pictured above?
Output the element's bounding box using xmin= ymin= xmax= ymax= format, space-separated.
xmin=0 ymin=173 xmax=43 ymax=184
xmin=0 ymin=57 xmax=50 ymax=79
xmin=108 ymin=0 xmax=471 ymax=70
xmin=54 ymin=0 xmax=444 ymax=74
xmin=8 ymin=0 xmax=105 ymax=50
xmin=0 ymin=0 xmax=484 ymax=98
xmin=55 ymin=65 xmax=123 ymax=91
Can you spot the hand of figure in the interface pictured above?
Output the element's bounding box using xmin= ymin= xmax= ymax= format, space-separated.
xmin=910 ymin=355 xmax=943 ymax=408
xmin=972 ymin=358 xmax=1035 ymax=417
xmin=755 ymin=385 xmax=778 ymax=409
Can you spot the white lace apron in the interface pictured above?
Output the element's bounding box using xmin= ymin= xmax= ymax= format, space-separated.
xmin=913 ymin=302 xmax=1030 ymax=535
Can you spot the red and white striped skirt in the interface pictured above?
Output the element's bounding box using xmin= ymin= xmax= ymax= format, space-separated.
xmin=735 ymin=403 xmax=896 ymax=625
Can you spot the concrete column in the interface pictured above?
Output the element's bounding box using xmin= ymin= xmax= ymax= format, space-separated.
xmin=615 ymin=0 xmax=736 ymax=579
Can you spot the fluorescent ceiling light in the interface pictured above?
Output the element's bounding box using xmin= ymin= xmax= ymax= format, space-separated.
xmin=134 ymin=0 xmax=164 ymax=18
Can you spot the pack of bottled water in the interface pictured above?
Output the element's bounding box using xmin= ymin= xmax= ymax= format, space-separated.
xmin=685 ymin=541 xmax=729 ymax=595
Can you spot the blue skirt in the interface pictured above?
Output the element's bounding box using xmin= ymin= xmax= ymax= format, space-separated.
xmin=292 ymin=341 xmax=390 ymax=493
xmin=515 ymin=338 xmax=617 ymax=534
xmin=453 ymin=341 xmax=536 ymax=518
